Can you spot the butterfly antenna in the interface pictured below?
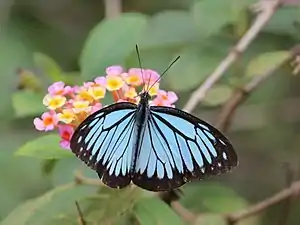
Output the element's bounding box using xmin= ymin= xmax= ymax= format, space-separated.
xmin=135 ymin=44 xmax=146 ymax=86
xmin=148 ymin=56 xmax=180 ymax=91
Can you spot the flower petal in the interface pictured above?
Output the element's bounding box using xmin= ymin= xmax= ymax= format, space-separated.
xmin=33 ymin=118 xmax=45 ymax=131
xmin=106 ymin=65 xmax=123 ymax=76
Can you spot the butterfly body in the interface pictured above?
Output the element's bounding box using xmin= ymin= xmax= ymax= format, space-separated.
xmin=132 ymin=92 xmax=150 ymax=175
xmin=71 ymin=89 xmax=238 ymax=192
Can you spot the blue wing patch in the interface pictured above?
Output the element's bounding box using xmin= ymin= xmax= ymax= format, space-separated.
xmin=70 ymin=102 xmax=137 ymax=188
xmin=132 ymin=106 xmax=237 ymax=191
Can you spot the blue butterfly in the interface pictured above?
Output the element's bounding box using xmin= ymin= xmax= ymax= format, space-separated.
xmin=70 ymin=53 xmax=238 ymax=192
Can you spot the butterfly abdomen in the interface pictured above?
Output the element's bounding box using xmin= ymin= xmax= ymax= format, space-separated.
xmin=131 ymin=93 xmax=150 ymax=176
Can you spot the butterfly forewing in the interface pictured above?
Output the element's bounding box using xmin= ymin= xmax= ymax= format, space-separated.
xmin=70 ymin=102 xmax=137 ymax=188
xmin=132 ymin=106 xmax=237 ymax=191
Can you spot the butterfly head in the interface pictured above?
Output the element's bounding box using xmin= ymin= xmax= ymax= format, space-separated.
xmin=138 ymin=91 xmax=151 ymax=106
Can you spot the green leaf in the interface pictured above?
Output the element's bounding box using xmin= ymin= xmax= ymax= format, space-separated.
xmin=180 ymin=182 xmax=248 ymax=213
xmin=15 ymin=134 xmax=73 ymax=159
xmin=12 ymin=90 xmax=45 ymax=118
xmin=80 ymin=13 xmax=148 ymax=79
xmin=1 ymin=184 xmax=96 ymax=225
xmin=134 ymin=197 xmax=184 ymax=225
xmin=60 ymin=71 xmax=83 ymax=86
xmin=52 ymin=158 xmax=97 ymax=186
xmin=191 ymin=0 xmax=250 ymax=37
xmin=167 ymin=39 xmax=230 ymax=91
xmin=41 ymin=159 xmax=59 ymax=176
xmin=264 ymin=7 xmax=300 ymax=37
xmin=203 ymin=85 xmax=232 ymax=106
xmin=139 ymin=10 xmax=197 ymax=49
xmin=84 ymin=187 xmax=141 ymax=223
xmin=33 ymin=52 xmax=63 ymax=82
xmin=245 ymin=51 xmax=290 ymax=77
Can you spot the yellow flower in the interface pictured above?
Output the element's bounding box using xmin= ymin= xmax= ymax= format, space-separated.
xmin=57 ymin=109 xmax=75 ymax=124
xmin=124 ymin=87 xmax=137 ymax=99
xmin=72 ymin=100 xmax=91 ymax=113
xmin=43 ymin=94 xmax=66 ymax=110
xmin=144 ymin=83 xmax=159 ymax=96
xmin=106 ymin=75 xmax=124 ymax=91
xmin=125 ymin=74 xmax=143 ymax=86
xmin=77 ymin=88 xmax=94 ymax=102
xmin=88 ymin=86 xmax=106 ymax=100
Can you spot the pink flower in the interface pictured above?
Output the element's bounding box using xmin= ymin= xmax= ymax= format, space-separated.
xmin=94 ymin=76 xmax=106 ymax=86
xmin=151 ymin=90 xmax=178 ymax=107
xmin=64 ymin=86 xmax=73 ymax=95
xmin=157 ymin=90 xmax=178 ymax=104
xmin=58 ymin=124 xmax=74 ymax=150
xmin=72 ymin=85 xmax=81 ymax=93
xmin=117 ymin=99 xmax=127 ymax=103
xmin=48 ymin=81 xmax=71 ymax=96
xmin=106 ymin=66 xmax=123 ymax=76
xmin=125 ymin=68 xmax=143 ymax=86
xmin=83 ymin=82 xmax=95 ymax=88
xmin=128 ymin=68 xmax=144 ymax=76
xmin=33 ymin=112 xmax=58 ymax=131
xmin=144 ymin=69 xmax=160 ymax=86
xmin=91 ymin=102 xmax=102 ymax=113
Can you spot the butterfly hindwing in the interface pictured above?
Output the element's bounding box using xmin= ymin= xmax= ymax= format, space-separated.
xmin=133 ymin=106 xmax=237 ymax=191
xmin=70 ymin=102 xmax=137 ymax=188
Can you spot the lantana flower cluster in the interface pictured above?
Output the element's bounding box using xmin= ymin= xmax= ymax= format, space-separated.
xmin=33 ymin=66 xmax=178 ymax=150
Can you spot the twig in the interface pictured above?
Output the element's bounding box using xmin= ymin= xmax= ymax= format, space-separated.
xmin=0 ymin=0 xmax=14 ymax=25
xmin=225 ymin=180 xmax=300 ymax=224
xmin=75 ymin=201 xmax=87 ymax=225
xmin=183 ymin=0 xmax=282 ymax=113
xmin=104 ymin=0 xmax=122 ymax=19
xmin=164 ymin=1 xmax=284 ymax=220
xmin=75 ymin=171 xmax=104 ymax=186
xmin=277 ymin=163 xmax=295 ymax=225
xmin=215 ymin=45 xmax=300 ymax=132
xmin=171 ymin=201 xmax=197 ymax=223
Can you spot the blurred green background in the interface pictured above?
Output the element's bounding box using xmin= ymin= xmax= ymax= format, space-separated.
xmin=1 ymin=0 xmax=300 ymax=224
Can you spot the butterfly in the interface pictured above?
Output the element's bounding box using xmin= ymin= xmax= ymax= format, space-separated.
xmin=70 ymin=48 xmax=238 ymax=192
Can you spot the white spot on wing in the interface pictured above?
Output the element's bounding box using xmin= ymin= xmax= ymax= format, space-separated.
xmin=219 ymin=139 xmax=226 ymax=146
xmin=95 ymin=113 xmax=104 ymax=118
xmin=222 ymin=152 xmax=228 ymax=160
xmin=80 ymin=124 xmax=87 ymax=130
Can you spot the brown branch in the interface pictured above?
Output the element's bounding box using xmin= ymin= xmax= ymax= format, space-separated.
xmin=215 ymin=45 xmax=300 ymax=132
xmin=171 ymin=201 xmax=197 ymax=223
xmin=169 ymin=0 xmax=285 ymax=221
xmin=75 ymin=201 xmax=87 ymax=225
xmin=225 ymin=180 xmax=300 ymax=224
xmin=170 ymin=45 xmax=300 ymax=223
xmin=183 ymin=0 xmax=282 ymax=113
xmin=104 ymin=0 xmax=122 ymax=19
xmin=277 ymin=163 xmax=296 ymax=225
